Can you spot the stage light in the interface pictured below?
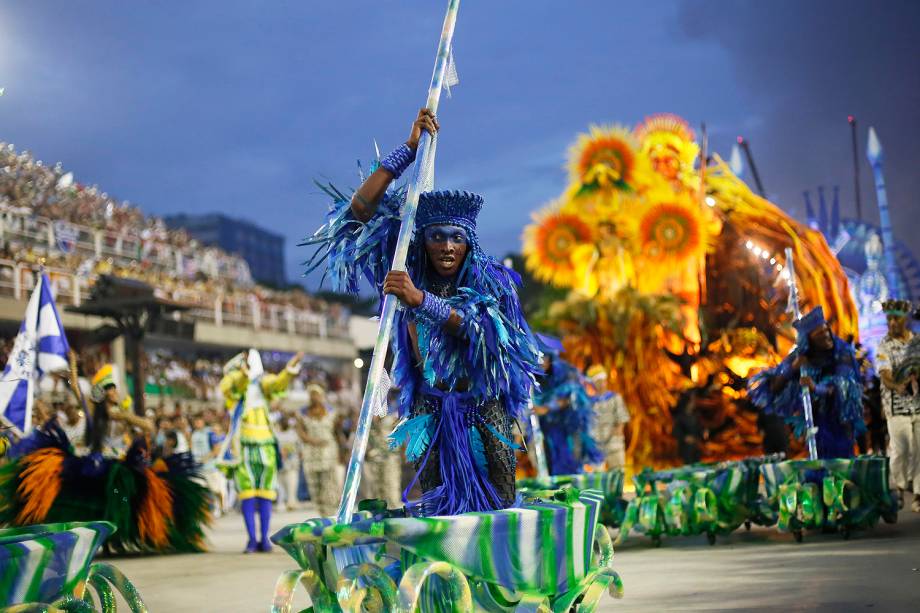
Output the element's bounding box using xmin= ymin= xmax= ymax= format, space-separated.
xmin=353 ymin=358 xmax=364 ymax=369
xmin=776 ymin=264 xmax=783 ymax=271
xmin=753 ymin=246 xmax=762 ymax=256
xmin=770 ymin=258 xmax=776 ymax=265
xmin=761 ymin=250 xmax=769 ymax=260
xmin=705 ymin=196 xmax=716 ymax=207
xmin=745 ymin=240 xmax=754 ymax=250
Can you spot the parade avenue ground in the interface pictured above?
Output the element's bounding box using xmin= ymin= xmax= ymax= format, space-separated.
xmin=109 ymin=504 xmax=920 ymax=612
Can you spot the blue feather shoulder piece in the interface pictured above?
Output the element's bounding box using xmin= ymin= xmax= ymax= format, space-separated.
xmin=301 ymin=184 xmax=405 ymax=295
xmin=425 ymin=287 xmax=542 ymax=419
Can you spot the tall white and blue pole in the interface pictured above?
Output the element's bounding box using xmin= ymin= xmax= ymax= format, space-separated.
xmin=784 ymin=248 xmax=819 ymax=461
xmin=336 ymin=0 xmax=462 ymax=524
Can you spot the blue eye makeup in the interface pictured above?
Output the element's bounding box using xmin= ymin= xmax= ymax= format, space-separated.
xmin=423 ymin=225 xmax=468 ymax=246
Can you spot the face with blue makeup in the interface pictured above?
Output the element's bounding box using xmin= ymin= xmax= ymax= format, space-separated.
xmin=423 ymin=224 xmax=469 ymax=277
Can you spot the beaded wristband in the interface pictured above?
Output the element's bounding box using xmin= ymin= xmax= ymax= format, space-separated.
xmin=413 ymin=291 xmax=451 ymax=325
xmin=380 ymin=143 xmax=417 ymax=179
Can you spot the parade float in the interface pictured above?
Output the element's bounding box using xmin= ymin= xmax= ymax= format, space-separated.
xmin=614 ymin=455 xmax=781 ymax=547
xmin=0 ymin=522 xmax=147 ymax=612
xmin=612 ymin=454 xmax=896 ymax=546
xmin=759 ymin=455 xmax=897 ymax=543
xmin=270 ymin=491 xmax=622 ymax=613
xmin=521 ymin=114 xmax=859 ymax=470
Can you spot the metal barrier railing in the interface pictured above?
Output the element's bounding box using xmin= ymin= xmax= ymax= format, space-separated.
xmin=0 ymin=209 xmax=252 ymax=286
xmin=0 ymin=259 xmax=348 ymax=339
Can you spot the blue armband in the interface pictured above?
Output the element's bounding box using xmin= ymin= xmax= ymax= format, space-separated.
xmin=379 ymin=143 xmax=417 ymax=179
xmin=412 ymin=291 xmax=451 ymax=325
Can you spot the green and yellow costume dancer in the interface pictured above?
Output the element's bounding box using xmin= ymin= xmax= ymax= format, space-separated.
xmin=220 ymin=349 xmax=302 ymax=553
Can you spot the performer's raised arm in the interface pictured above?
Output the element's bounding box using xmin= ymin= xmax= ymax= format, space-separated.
xmin=351 ymin=108 xmax=439 ymax=222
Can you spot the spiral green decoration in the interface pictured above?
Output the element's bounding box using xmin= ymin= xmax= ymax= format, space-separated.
xmin=397 ymin=561 xmax=473 ymax=613
xmin=467 ymin=581 xmax=552 ymax=612
xmin=336 ymin=563 xmax=398 ymax=613
xmin=271 ymin=569 xmax=336 ymax=613
xmin=83 ymin=564 xmax=147 ymax=613
xmin=822 ymin=473 xmax=860 ymax=529
xmin=271 ymin=488 xmax=621 ymax=611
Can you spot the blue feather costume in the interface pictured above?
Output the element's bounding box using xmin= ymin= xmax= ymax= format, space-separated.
xmin=304 ymin=186 xmax=542 ymax=516
xmin=534 ymin=356 xmax=604 ymax=475
xmin=748 ymin=307 xmax=865 ymax=459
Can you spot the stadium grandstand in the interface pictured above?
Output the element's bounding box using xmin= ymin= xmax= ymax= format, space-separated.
xmin=0 ymin=141 xmax=359 ymax=415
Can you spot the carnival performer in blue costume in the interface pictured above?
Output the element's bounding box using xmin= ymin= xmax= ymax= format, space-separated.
xmin=304 ymin=109 xmax=542 ymax=516
xmin=748 ymin=306 xmax=865 ymax=459
xmin=532 ymin=334 xmax=603 ymax=475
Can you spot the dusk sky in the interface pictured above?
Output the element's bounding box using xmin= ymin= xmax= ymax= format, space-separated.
xmin=1 ymin=0 xmax=917 ymax=287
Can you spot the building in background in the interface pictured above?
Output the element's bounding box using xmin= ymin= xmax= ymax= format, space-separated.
xmin=165 ymin=214 xmax=286 ymax=286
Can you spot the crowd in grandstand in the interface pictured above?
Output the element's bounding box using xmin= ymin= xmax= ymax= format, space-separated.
xmin=0 ymin=142 xmax=350 ymax=337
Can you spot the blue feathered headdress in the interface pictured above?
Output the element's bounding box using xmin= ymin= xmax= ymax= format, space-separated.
xmin=793 ymin=306 xmax=826 ymax=339
xmin=791 ymin=305 xmax=828 ymax=354
xmin=535 ymin=333 xmax=564 ymax=356
xmin=416 ymin=190 xmax=483 ymax=235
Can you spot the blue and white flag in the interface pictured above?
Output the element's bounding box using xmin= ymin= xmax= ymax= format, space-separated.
xmin=0 ymin=273 xmax=71 ymax=434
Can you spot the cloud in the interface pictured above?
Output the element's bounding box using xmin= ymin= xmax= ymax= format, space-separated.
xmin=677 ymin=0 xmax=920 ymax=255
xmin=3 ymin=0 xmax=916 ymax=289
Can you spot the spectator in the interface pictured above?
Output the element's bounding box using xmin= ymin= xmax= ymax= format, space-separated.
xmin=55 ymin=401 xmax=86 ymax=452
xmin=0 ymin=141 xmax=355 ymax=340
xmin=275 ymin=414 xmax=303 ymax=511
xmin=876 ymin=299 xmax=920 ymax=512
xmin=189 ymin=414 xmax=215 ymax=464
xmin=162 ymin=431 xmax=179 ymax=458
xmin=190 ymin=413 xmax=229 ymax=518
xmin=295 ymin=385 xmax=342 ymax=518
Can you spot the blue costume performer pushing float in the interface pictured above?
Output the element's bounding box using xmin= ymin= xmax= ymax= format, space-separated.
xmin=748 ymin=306 xmax=864 ymax=459
xmin=531 ymin=334 xmax=603 ymax=476
xmin=270 ymin=4 xmax=622 ymax=610
xmin=746 ymin=297 xmax=896 ymax=542
xmin=518 ymin=337 xmax=625 ymax=530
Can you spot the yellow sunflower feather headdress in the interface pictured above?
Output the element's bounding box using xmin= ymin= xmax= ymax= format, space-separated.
xmin=522 ymin=203 xmax=596 ymax=288
xmin=568 ymin=125 xmax=653 ymax=196
xmin=624 ymin=189 xmax=717 ymax=286
xmin=634 ymin=114 xmax=700 ymax=187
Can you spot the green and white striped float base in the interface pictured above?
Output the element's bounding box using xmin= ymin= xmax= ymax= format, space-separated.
xmin=0 ymin=522 xmax=146 ymax=612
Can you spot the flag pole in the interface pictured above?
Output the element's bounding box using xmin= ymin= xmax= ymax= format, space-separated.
xmin=336 ymin=0 xmax=462 ymax=524
xmin=0 ymin=269 xmax=71 ymax=436
xmin=784 ymin=247 xmax=818 ymax=461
